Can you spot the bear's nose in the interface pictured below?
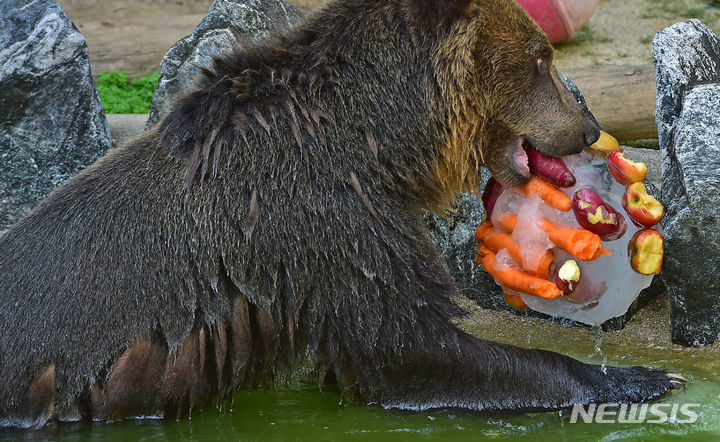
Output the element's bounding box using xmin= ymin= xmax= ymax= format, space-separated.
xmin=584 ymin=124 xmax=601 ymax=147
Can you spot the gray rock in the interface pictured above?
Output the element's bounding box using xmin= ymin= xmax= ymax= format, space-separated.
xmin=146 ymin=0 xmax=301 ymax=128
xmin=425 ymin=172 xmax=508 ymax=311
xmin=0 ymin=0 xmax=112 ymax=235
xmin=426 ymin=75 xmax=664 ymax=327
xmin=653 ymin=20 xmax=720 ymax=347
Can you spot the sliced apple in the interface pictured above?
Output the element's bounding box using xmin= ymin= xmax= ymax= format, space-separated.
xmin=622 ymin=182 xmax=664 ymax=227
xmin=587 ymin=130 xmax=620 ymax=154
xmin=608 ymin=150 xmax=647 ymax=185
xmin=628 ymin=229 xmax=664 ymax=275
xmin=554 ymin=260 xmax=581 ymax=295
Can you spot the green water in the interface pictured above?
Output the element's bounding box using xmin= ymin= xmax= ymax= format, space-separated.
xmin=1 ymin=371 xmax=718 ymax=441
xmin=3 ymin=296 xmax=719 ymax=441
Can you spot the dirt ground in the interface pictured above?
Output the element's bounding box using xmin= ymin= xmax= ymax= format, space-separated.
xmin=287 ymin=0 xmax=720 ymax=69
xmin=553 ymin=0 xmax=720 ymax=69
xmin=59 ymin=0 xmax=720 ymax=78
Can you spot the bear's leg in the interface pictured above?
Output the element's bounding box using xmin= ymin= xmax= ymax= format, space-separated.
xmin=362 ymin=326 xmax=680 ymax=412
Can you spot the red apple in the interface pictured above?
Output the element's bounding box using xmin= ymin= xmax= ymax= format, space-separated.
xmin=608 ymin=150 xmax=648 ymax=185
xmin=554 ymin=260 xmax=581 ymax=295
xmin=628 ymin=229 xmax=664 ymax=275
xmin=622 ymin=182 xmax=664 ymax=227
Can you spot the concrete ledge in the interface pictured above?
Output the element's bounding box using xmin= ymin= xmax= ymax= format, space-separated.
xmin=624 ymin=146 xmax=661 ymax=190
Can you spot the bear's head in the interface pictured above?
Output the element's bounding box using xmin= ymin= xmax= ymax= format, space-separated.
xmin=407 ymin=0 xmax=600 ymax=198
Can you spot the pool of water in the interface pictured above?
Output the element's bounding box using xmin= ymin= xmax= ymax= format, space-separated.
xmin=2 ymin=297 xmax=719 ymax=440
xmin=2 ymin=380 xmax=718 ymax=441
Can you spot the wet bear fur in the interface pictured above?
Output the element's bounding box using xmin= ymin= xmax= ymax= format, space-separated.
xmin=0 ymin=0 xmax=677 ymax=428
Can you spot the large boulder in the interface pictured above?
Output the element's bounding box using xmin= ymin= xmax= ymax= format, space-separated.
xmin=146 ymin=0 xmax=302 ymax=128
xmin=653 ymin=20 xmax=720 ymax=347
xmin=0 ymin=0 xmax=112 ymax=235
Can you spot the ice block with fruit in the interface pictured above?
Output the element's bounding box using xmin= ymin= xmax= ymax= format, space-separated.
xmin=474 ymin=131 xmax=664 ymax=325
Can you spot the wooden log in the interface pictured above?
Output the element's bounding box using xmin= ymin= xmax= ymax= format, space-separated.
xmin=102 ymin=62 xmax=658 ymax=142
xmin=563 ymin=64 xmax=658 ymax=141
xmin=107 ymin=114 xmax=147 ymax=147
xmin=59 ymin=1 xmax=657 ymax=140
xmin=59 ymin=0 xmax=213 ymax=23
xmin=60 ymin=0 xmax=658 ymax=140
xmin=59 ymin=1 xmax=213 ymax=77
xmin=103 ymin=64 xmax=660 ymax=144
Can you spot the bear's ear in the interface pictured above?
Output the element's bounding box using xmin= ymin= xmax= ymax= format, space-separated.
xmin=406 ymin=0 xmax=478 ymax=32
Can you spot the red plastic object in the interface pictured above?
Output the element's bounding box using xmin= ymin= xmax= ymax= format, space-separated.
xmin=516 ymin=0 xmax=599 ymax=43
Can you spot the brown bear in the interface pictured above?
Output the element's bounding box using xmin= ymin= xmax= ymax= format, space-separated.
xmin=0 ymin=0 xmax=679 ymax=429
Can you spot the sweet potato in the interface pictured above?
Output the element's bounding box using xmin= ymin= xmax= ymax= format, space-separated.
xmin=526 ymin=144 xmax=576 ymax=187
xmin=554 ymin=260 xmax=581 ymax=295
xmin=572 ymin=188 xmax=627 ymax=241
xmin=481 ymin=177 xmax=503 ymax=220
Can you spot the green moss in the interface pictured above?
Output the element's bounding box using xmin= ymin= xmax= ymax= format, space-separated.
xmin=95 ymin=71 xmax=158 ymax=114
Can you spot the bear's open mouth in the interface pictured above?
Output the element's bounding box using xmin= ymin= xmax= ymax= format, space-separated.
xmin=506 ymin=137 xmax=531 ymax=180
xmin=504 ymin=136 xmax=565 ymax=183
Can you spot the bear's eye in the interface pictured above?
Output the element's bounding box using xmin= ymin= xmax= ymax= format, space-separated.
xmin=535 ymin=58 xmax=548 ymax=78
xmin=536 ymin=58 xmax=547 ymax=73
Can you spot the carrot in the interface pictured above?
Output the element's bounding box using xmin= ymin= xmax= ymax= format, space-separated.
xmin=476 ymin=221 xmax=554 ymax=277
xmin=475 ymin=221 xmax=494 ymax=243
xmin=514 ymin=177 xmax=572 ymax=212
xmin=474 ymin=241 xmax=492 ymax=264
xmin=497 ymin=215 xmax=611 ymax=261
xmin=539 ymin=219 xmax=612 ymax=261
xmin=504 ymin=292 xmax=528 ymax=311
xmin=499 ymin=214 xmax=518 ymax=233
xmin=478 ymin=245 xmax=562 ymax=299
